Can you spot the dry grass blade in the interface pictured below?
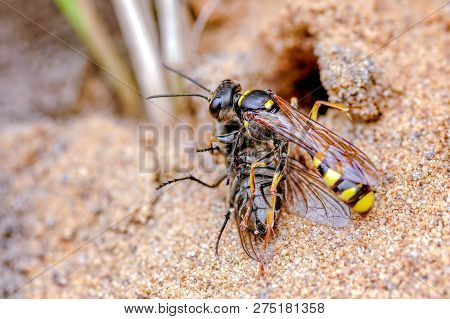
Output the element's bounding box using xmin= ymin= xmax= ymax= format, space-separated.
xmin=155 ymin=0 xmax=191 ymax=114
xmin=190 ymin=0 xmax=221 ymax=52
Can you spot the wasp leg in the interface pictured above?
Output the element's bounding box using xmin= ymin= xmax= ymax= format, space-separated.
xmin=240 ymin=161 xmax=267 ymax=230
xmin=260 ymin=173 xmax=284 ymax=274
xmin=309 ymin=100 xmax=352 ymax=121
xmin=156 ymin=172 xmax=227 ymax=190
xmin=239 ymin=149 xmax=276 ymax=231
xmin=215 ymin=208 xmax=232 ymax=257
xmin=290 ymin=97 xmax=299 ymax=109
xmin=260 ymin=143 xmax=288 ymax=274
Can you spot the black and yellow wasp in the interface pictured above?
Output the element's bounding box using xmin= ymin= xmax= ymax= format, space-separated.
xmin=149 ymin=65 xmax=380 ymax=273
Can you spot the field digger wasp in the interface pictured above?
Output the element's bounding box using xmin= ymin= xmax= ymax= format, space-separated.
xmin=148 ymin=65 xmax=381 ymax=274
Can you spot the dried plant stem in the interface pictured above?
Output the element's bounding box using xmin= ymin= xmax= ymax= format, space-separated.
xmin=155 ymin=0 xmax=187 ymax=66
xmin=112 ymin=0 xmax=175 ymax=124
xmin=190 ymin=0 xmax=221 ymax=52
xmin=155 ymin=0 xmax=191 ymax=114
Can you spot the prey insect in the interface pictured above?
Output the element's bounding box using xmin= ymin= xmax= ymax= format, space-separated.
xmin=148 ymin=65 xmax=381 ymax=273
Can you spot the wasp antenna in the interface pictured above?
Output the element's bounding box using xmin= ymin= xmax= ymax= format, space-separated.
xmin=146 ymin=93 xmax=211 ymax=102
xmin=162 ymin=63 xmax=212 ymax=93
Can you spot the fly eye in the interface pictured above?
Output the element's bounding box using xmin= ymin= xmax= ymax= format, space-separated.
xmin=256 ymin=222 xmax=266 ymax=234
xmin=209 ymin=97 xmax=222 ymax=118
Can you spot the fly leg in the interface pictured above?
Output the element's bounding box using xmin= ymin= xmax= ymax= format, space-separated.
xmin=156 ymin=172 xmax=227 ymax=190
xmin=309 ymin=101 xmax=352 ymax=121
xmin=226 ymin=130 xmax=245 ymax=185
xmin=215 ymin=208 xmax=233 ymax=256
xmin=196 ymin=132 xmax=234 ymax=155
xmin=260 ymin=142 xmax=288 ymax=274
xmin=196 ymin=145 xmax=222 ymax=154
xmin=197 ymin=129 xmax=242 ymax=155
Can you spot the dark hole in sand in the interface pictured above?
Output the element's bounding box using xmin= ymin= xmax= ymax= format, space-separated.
xmin=270 ymin=37 xmax=329 ymax=116
xmin=292 ymin=64 xmax=329 ymax=115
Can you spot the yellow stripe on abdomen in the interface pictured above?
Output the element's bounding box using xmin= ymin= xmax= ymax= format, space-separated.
xmin=323 ymin=169 xmax=341 ymax=187
xmin=351 ymin=191 xmax=375 ymax=213
xmin=338 ymin=186 xmax=358 ymax=202
xmin=313 ymin=156 xmax=322 ymax=168
xmin=313 ymin=155 xmax=374 ymax=212
xmin=313 ymin=155 xmax=341 ymax=187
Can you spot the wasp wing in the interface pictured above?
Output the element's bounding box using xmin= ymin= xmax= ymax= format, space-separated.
xmin=284 ymin=157 xmax=350 ymax=227
xmin=248 ymin=94 xmax=380 ymax=186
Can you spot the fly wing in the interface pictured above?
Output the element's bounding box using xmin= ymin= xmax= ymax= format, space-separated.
xmin=248 ymin=94 xmax=380 ymax=186
xmin=234 ymin=210 xmax=261 ymax=261
xmin=284 ymin=157 xmax=350 ymax=227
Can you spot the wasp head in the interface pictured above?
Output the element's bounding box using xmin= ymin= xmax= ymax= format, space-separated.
xmin=209 ymin=80 xmax=241 ymax=122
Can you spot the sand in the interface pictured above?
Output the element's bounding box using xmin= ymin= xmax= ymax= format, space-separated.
xmin=0 ymin=0 xmax=448 ymax=298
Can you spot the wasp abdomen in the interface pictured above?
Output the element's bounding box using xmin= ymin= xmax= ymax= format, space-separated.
xmin=313 ymin=156 xmax=374 ymax=213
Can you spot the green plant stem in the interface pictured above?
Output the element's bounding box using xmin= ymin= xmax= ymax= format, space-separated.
xmin=54 ymin=0 xmax=143 ymax=118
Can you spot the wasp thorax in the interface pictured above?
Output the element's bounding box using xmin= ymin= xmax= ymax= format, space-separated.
xmin=237 ymin=90 xmax=277 ymax=112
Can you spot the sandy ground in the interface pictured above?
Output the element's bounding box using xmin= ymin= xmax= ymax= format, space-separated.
xmin=1 ymin=0 xmax=449 ymax=298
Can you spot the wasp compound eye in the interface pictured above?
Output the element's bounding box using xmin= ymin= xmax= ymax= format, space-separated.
xmin=209 ymin=97 xmax=222 ymax=118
